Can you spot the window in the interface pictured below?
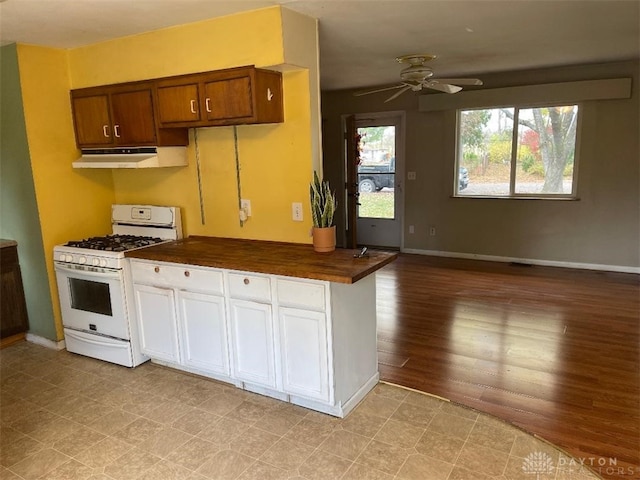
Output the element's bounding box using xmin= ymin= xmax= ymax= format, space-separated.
xmin=455 ymin=105 xmax=579 ymax=198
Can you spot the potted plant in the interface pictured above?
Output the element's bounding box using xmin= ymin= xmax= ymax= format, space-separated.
xmin=310 ymin=171 xmax=337 ymax=252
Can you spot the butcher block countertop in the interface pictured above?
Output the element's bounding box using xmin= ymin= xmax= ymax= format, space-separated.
xmin=125 ymin=236 xmax=398 ymax=284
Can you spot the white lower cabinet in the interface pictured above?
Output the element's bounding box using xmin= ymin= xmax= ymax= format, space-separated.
xmin=134 ymin=284 xmax=180 ymax=363
xmin=179 ymin=291 xmax=229 ymax=376
xmin=130 ymin=259 xmax=379 ymax=418
xmin=229 ymin=299 xmax=276 ymax=388
xmin=131 ymin=261 xmax=230 ymax=378
xmin=279 ymin=307 xmax=329 ymax=402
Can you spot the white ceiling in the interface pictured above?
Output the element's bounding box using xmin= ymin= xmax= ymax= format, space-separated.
xmin=1 ymin=0 xmax=638 ymax=91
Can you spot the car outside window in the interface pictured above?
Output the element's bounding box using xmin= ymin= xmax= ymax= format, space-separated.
xmin=455 ymin=105 xmax=579 ymax=198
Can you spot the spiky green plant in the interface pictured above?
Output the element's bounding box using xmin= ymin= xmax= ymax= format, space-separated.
xmin=310 ymin=171 xmax=337 ymax=228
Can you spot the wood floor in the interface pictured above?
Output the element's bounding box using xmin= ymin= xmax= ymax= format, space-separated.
xmin=375 ymin=254 xmax=639 ymax=480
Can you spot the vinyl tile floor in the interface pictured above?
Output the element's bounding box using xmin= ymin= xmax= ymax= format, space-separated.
xmin=0 ymin=342 xmax=600 ymax=480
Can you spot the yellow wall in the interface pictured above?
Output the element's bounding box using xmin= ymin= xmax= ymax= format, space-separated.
xmin=69 ymin=6 xmax=318 ymax=242
xmin=16 ymin=45 xmax=116 ymax=339
xmin=15 ymin=6 xmax=320 ymax=338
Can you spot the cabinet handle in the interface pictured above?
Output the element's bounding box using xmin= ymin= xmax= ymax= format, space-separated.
xmin=190 ymin=100 xmax=197 ymax=114
xmin=154 ymin=267 xmax=160 ymax=273
xmin=184 ymin=271 xmax=190 ymax=277
xmin=205 ymin=98 xmax=212 ymax=113
xmin=243 ymin=278 xmax=250 ymax=285
xmin=114 ymin=125 xmax=120 ymax=138
xmin=102 ymin=125 xmax=110 ymax=138
xmin=267 ymin=88 xmax=274 ymax=101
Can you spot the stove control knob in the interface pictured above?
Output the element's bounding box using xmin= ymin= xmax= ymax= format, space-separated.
xmin=65 ymin=255 xmax=74 ymax=263
xmin=100 ymin=259 xmax=108 ymax=267
xmin=92 ymin=258 xmax=100 ymax=266
xmin=78 ymin=256 xmax=87 ymax=264
xmin=59 ymin=253 xmax=67 ymax=262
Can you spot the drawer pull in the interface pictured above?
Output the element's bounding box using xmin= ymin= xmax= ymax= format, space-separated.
xmin=154 ymin=267 xmax=160 ymax=273
xmin=184 ymin=271 xmax=190 ymax=277
xmin=243 ymin=278 xmax=250 ymax=285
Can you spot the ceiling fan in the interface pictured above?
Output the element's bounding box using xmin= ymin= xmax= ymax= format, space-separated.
xmin=354 ymin=54 xmax=483 ymax=103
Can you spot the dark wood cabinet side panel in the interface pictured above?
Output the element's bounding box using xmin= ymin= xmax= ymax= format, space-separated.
xmin=254 ymin=70 xmax=284 ymax=124
xmin=0 ymin=246 xmax=29 ymax=339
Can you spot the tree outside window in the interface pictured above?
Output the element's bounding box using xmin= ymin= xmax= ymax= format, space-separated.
xmin=456 ymin=105 xmax=579 ymax=197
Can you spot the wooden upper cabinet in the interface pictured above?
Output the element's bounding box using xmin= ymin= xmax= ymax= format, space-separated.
xmin=155 ymin=66 xmax=283 ymax=128
xmin=70 ymin=66 xmax=282 ymax=148
xmin=71 ymin=82 xmax=187 ymax=149
xmin=156 ymin=83 xmax=201 ymax=124
xmin=204 ymin=76 xmax=253 ymax=121
xmin=72 ymin=94 xmax=113 ymax=147
xmin=110 ymin=89 xmax=157 ymax=145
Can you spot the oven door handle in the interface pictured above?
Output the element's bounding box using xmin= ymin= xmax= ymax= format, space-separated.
xmin=54 ymin=263 xmax=121 ymax=280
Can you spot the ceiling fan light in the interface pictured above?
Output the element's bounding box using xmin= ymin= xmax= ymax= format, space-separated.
xmin=400 ymin=65 xmax=433 ymax=82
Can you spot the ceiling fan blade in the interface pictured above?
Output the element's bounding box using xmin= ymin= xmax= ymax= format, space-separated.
xmin=353 ymin=84 xmax=405 ymax=97
xmin=424 ymin=81 xmax=463 ymax=94
xmin=384 ymin=85 xmax=412 ymax=103
xmin=433 ymin=78 xmax=483 ymax=86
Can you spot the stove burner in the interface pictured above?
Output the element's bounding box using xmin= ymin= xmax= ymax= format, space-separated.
xmin=65 ymin=234 xmax=166 ymax=252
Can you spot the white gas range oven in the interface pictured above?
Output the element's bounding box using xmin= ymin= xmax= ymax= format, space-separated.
xmin=54 ymin=204 xmax=182 ymax=367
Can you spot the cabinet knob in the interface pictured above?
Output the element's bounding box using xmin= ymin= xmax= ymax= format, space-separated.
xmin=184 ymin=271 xmax=190 ymax=277
xmin=243 ymin=278 xmax=250 ymax=285
xmin=154 ymin=266 xmax=160 ymax=273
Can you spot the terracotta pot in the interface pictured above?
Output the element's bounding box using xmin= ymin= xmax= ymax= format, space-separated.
xmin=312 ymin=226 xmax=336 ymax=253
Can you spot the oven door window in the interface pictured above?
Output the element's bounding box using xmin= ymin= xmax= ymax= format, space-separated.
xmin=69 ymin=278 xmax=113 ymax=316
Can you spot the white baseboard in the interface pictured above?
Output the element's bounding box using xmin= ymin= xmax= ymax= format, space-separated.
xmin=400 ymin=248 xmax=640 ymax=274
xmin=26 ymin=333 xmax=66 ymax=351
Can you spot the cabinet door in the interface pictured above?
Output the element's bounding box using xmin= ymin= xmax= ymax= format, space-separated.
xmin=111 ymin=89 xmax=157 ymax=145
xmin=229 ymin=299 xmax=276 ymax=388
xmin=279 ymin=307 xmax=330 ymax=402
xmin=133 ymin=284 xmax=180 ymax=363
xmin=156 ymin=83 xmax=201 ymax=125
xmin=0 ymin=246 xmax=29 ymax=338
xmin=72 ymin=95 xmax=113 ymax=147
xmin=204 ymin=76 xmax=253 ymax=121
xmin=179 ymin=291 xmax=229 ymax=375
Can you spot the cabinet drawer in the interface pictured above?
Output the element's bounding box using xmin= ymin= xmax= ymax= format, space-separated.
xmin=276 ymin=279 xmax=326 ymax=312
xmin=131 ymin=261 xmax=223 ymax=295
xmin=228 ymin=273 xmax=271 ymax=302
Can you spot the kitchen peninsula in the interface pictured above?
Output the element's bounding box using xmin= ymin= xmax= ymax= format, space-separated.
xmin=125 ymin=236 xmax=397 ymax=417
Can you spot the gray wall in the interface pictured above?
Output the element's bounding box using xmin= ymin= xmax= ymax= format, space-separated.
xmin=1 ymin=44 xmax=57 ymax=340
xmin=321 ymin=60 xmax=639 ymax=269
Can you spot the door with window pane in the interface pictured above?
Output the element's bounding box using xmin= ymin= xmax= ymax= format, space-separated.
xmin=355 ymin=114 xmax=403 ymax=248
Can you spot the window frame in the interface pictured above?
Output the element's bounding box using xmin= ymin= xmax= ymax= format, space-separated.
xmin=454 ymin=103 xmax=582 ymax=200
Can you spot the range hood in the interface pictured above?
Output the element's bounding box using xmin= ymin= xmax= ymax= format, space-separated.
xmin=73 ymin=147 xmax=188 ymax=169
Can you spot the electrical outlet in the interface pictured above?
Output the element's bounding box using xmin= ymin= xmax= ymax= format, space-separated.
xmin=292 ymin=202 xmax=303 ymax=221
xmin=429 ymin=226 xmax=436 ymax=236
xmin=240 ymin=199 xmax=251 ymax=217
xmin=407 ymin=171 xmax=416 ymax=180
xmin=409 ymin=225 xmax=415 ymax=234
